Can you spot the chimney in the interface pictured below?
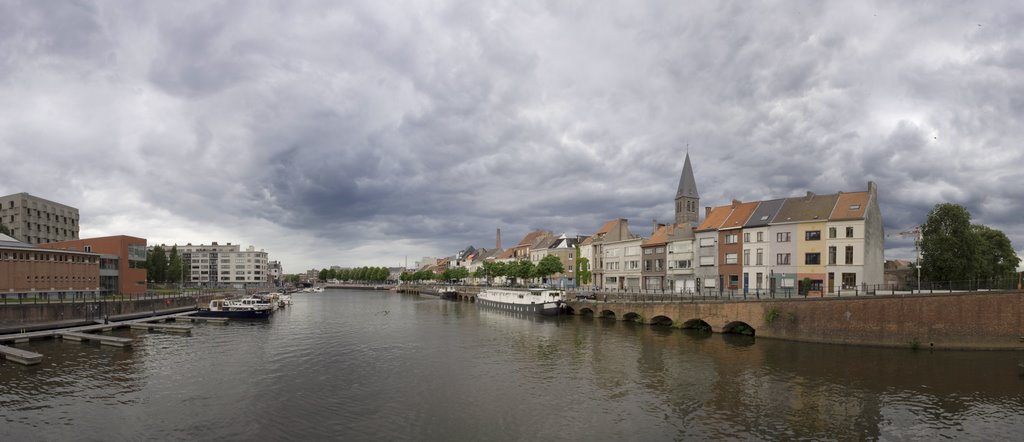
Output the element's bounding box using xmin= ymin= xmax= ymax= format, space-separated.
xmin=652 ymin=219 xmax=658 ymax=235
xmin=705 ymin=206 xmax=712 ymax=217
xmin=496 ymin=228 xmax=501 ymax=249
xmin=212 ymin=241 xmax=218 ymax=246
xmin=732 ymin=199 xmax=741 ymax=206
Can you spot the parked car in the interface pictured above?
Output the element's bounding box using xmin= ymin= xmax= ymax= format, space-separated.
xmin=575 ymin=292 xmax=596 ymax=300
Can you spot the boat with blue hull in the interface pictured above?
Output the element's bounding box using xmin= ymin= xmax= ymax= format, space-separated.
xmin=476 ymin=288 xmax=568 ymax=316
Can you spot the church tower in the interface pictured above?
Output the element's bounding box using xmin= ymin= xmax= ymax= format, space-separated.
xmin=674 ymin=152 xmax=700 ymax=226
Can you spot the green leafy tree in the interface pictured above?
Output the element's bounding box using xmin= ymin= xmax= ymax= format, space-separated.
xmin=0 ymin=222 xmax=10 ymax=236
xmin=509 ymin=260 xmax=534 ymax=286
xmin=920 ymin=203 xmax=978 ymax=282
xmin=167 ymin=246 xmax=184 ymax=285
xmin=147 ymin=246 xmax=168 ymax=283
xmin=318 ymin=268 xmax=329 ymax=282
xmin=534 ymin=255 xmax=565 ymax=283
xmin=972 ymin=224 xmax=1020 ymax=280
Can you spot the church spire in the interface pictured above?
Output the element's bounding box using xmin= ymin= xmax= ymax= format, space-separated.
xmin=674 ymin=152 xmax=700 ymax=226
xmin=676 ymin=152 xmax=699 ymax=199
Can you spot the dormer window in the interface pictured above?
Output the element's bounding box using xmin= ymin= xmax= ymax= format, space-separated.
xmin=850 ymin=204 xmax=861 ymax=210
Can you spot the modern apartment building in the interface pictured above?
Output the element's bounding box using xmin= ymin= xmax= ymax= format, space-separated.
xmin=0 ymin=193 xmax=80 ymax=245
xmin=41 ymin=235 xmax=148 ymax=295
xmin=159 ymin=242 xmax=269 ymax=287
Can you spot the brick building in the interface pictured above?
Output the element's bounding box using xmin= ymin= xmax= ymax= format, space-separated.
xmin=41 ymin=235 xmax=148 ymax=295
xmin=0 ymin=233 xmax=100 ymax=299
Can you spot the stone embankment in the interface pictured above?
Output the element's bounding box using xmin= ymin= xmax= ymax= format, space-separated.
xmin=0 ymin=294 xmax=220 ymax=334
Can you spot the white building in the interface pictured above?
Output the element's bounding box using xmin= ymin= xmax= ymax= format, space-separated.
xmin=169 ymin=242 xmax=269 ymax=287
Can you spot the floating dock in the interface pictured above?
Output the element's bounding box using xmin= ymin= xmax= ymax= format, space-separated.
xmin=59 ymin=331 xmax=133 ymax=347
xmin=0 ymin=344 xmax=43 ymax=365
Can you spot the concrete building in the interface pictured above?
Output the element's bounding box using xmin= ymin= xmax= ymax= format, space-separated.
xmin=41 ymin=235 xmax=148 ymax=295
xmin=159 ymin=242 xmax=269 ymax=287
xmin=0 ymin=193 xmax=80 ymax=245
xmin=582 ymin=218 xmax=637 ymax=290
xmin=268 ymin=260 xmax=283 ymax=285
xmin=0 ymin=233 xmax=100 ymax=299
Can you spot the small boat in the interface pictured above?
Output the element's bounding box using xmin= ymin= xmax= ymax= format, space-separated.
xmin=278 ymin=294 xmax=293 ymax=307
xmin=311 ymin=286 xmax=324 ymax=293
xmin=476 ymin=288 xmax=568 ymax=316
xmin=195 ymin=297 xmax=275 ymax=319
xmin=438 ymin=287 xmax=458 ymax=300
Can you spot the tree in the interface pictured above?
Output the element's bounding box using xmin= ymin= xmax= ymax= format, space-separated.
xmin=509 ymin=260 xmax=534 ymax=286
xmin=534 ymin=255 xmax=565 ymax=284
xmin=973 ymin=224 xmax=1020 ymax=281
xmin=318 ymin=268 xmax=329 ymax=282
xmin=920 ymin=203 xmax=978 ymax=282
xmin=167 ymin=246 xmax=184 ymax=285
xmin=0 ymin=222 xmax=10 ymax=236
xmin=147 ymin=246 xmax=168 ymax=283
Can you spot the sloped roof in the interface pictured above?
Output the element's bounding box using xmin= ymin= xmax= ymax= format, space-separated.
xmin=517 ymin=230 xmax=552 ymax=247
xmin=720 ymin=201 xmax=760 ymax=230
xmin=594 ymin=219 xmax=623 ymax=236
xmin=774 ymin=192 xmax=840 ymax=223
xmin=744 ymin=198 xmax=786 ymax=227
xmin=496 ymin=249 xmax=516 ymax=259
xmin=0 ymin=233 xmax=35 ymax=249
xmin=642 ymin=225 xmax=672 ymax=246
xmin=532 ymin=235 xmax=558 ymax=251
xmin=696 ymin=205 xmax=733 ymax=232
xmin=829 ymin=192 xmax=869 ymax=221
xmin=676 ymin=153 xmax=699 ymax=199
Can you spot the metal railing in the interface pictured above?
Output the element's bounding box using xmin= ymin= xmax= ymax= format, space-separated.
xmin=404 ymin=276 xmax=1022 ymax=304
xmin=0 ymin=288 xmax=239 ymax=305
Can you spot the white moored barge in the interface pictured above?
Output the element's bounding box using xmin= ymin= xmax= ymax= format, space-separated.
xmin=476 ymin=288 xmax=568 ymax=316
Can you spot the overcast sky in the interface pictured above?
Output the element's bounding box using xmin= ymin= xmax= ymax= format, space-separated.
xmin=1 ymin=1 xmax=1022 ymax=273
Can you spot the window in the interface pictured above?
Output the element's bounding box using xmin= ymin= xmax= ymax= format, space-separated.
xmin=849 ymin=204 xmax=861 ymax=210
xmin=672 ymin=260 xmax=692 ymax=269
xmin=699 ymin=256 xmax=715 ymax=266
xmin=704 ymin=278 xmax=716 ymax=288
xmin=699 ymin=237 xmax=714 ymax=247
xmin=626 ymin=260 xmax=639 ymax=270
xmin=655 ymin=247 xmax=664 ymax=253
xmin=644 ymin=248 xmax=653 ymax=255
xmin=728 ymin=274 xmax=738 ymax=288
xmin=829 ymin=246 xmax=837 ymax=265
xmin=776 ymin=253 xmax=791 ymax=265
xmin=655 ymin=259 xmax=663 ymax=271
xmin=625 ymin=246 xmax=640 ymax=256
xmin=805 ymin=253 xmax=821 ymax=265
xmin=756 ymin=231 xmax=764 ymax=242
xmin=845 ymin=246 xmax=854 ymax=265
xmin=743 ymin=249 xmax=750 ymax=265
xmin=725 ymin=253 xmax=738 ymax=264
xmin=828 ymin=227 xmax=836 ymax=238
xmin=777 ymin=232 xmax=791 ymax=242
xmin=846 ymin=227 xmax=854 ymax=238
xmin=744 ymin=232 xmax=750 ymax=242
xmin=756 ymin=272 xmax=763 ymax=289
xmin=842 ymin=273 xmax=857 ymax=288
xmin=725 ymin=234 xmax=738 ymax=244
xmin=756 ymin=249 xmax=763 ymax=266
xmin=644 ymin=260 xmax=652 ymax=271
xmin=805 ymin=230 xmax=821 ymax=241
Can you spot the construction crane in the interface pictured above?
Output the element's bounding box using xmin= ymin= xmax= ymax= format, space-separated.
xmin=888 ymin=227 xmax=922 ymax=292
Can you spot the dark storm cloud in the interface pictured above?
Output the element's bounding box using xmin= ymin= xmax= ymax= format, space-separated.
xmin=1 ymin=0 xmax=1023 ymax=269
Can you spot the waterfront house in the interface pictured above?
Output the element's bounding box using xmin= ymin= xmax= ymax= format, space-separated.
xmin=742 ymin=199 xmax=785 ymax=294
xmin=718 ymin=200 xmax=759 ymax=291
xmin=695 ymin=206 xmax=732 ymax=293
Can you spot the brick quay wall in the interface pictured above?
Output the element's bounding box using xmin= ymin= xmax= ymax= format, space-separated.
xmin=401 ymin=285 xmax=1024 ymax=350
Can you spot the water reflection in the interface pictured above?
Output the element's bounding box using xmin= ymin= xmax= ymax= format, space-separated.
xmin=1 ymin=291 xmax=1020 ymax=440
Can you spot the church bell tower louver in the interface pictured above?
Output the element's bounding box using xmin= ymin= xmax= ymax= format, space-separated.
xmin=674 ymin=152 xmax=700 ymax=226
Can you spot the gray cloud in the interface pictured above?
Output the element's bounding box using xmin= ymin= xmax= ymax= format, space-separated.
xmin=1 ymin=0 xmax=1023 ymax=271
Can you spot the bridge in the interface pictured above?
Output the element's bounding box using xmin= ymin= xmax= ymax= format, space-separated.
xmin=400 ymin=285 xmax=1024 ymax=350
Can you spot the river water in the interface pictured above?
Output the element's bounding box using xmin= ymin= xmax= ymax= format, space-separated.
xmin=2 ymin=289 xmax=1022 ymax=441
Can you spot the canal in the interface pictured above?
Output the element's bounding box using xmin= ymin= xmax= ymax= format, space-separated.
xmin=2 ymin=289 xmax=1022 ymax=440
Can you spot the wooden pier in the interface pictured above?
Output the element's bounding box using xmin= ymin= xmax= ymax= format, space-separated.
xmin=0 ymin=344 xmax=43 ymax=365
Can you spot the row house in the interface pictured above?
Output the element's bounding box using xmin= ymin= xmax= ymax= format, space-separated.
xmin=529 ymin=234 xmax=580 ymax=288
xmin=666 ymin=230 xmax=697 ymax=293
xmin=692 ymin=182 xmax=883 ymax=295
xmin=580 ymin=219 xmax=637 ymax=290
xmin=642 ymin=223 xmax=695 ymax=291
